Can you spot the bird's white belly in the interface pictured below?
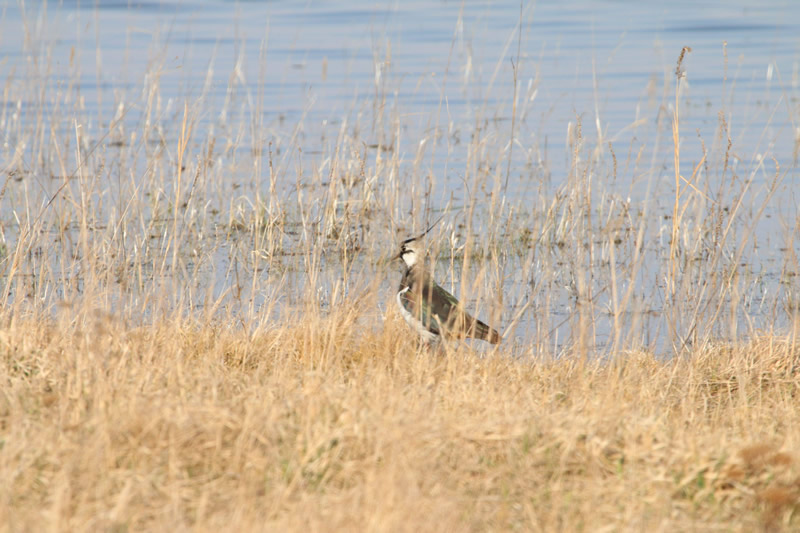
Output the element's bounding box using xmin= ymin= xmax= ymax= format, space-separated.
xmin=396 ymin=287 xmax=440 ymax=343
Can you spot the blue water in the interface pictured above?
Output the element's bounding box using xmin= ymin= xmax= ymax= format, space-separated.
xmin=1 ymin=0 xmax=799 ymax=353
xmin=3 ymin=1 xmax=797 ymax=179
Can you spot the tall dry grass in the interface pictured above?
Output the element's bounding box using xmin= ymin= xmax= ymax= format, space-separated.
xmin=1 ymin=315 xmax=800 ymax=531
xmin=1 ymin=5 xmax=799 ymax=532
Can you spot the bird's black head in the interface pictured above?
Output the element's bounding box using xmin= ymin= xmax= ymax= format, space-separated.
xmin=395 ymin=237 xmax=421 ymax=267
xmin=394 ymin=215 xmax=444 ymax=268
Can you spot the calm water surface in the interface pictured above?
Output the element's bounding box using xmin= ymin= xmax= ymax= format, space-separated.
xmin=4 ymin=1 xmax=798 ymax=177
xmin=1 ymin=1 xmax=799 ymax=352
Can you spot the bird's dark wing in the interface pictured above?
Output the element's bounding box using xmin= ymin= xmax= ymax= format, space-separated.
xmin=429 ymin=280 xmax=501 ymax=343
xmin=401 ymin=267 xmax=501 ymax=343
xmin=399 ymin=283 xmax=442 ymax=335
xmin=428 ymin=281 xmax=460 ymax=325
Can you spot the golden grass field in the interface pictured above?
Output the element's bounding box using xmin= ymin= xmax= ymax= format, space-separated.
xmin=2 ymin=309 xmax=799 ymax=531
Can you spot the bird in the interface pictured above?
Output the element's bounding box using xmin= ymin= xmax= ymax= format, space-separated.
xmin=392 ymin=228 xmax=501 ymax=345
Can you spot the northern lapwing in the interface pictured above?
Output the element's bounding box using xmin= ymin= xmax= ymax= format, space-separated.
xmin=393 ymin=228 xmax=501 ymax=345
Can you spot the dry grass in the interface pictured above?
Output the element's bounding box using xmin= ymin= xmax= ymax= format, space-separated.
xmin=1 ymin=311 xmax=800 ymax=531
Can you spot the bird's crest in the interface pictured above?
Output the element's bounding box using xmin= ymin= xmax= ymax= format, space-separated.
xmin=398 ymin=214 xmax=444 ymax=267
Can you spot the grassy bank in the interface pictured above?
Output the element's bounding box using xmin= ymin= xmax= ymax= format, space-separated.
xmin=1 ymin=312 xmax=799 ymax=531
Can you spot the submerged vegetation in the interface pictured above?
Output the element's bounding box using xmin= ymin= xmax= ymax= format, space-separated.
xmin=1 ymin=3 xmax=799 ymax=531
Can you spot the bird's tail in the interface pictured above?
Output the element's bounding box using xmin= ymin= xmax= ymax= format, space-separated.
xmin=467 ymin=318 xmax=502 ymax=344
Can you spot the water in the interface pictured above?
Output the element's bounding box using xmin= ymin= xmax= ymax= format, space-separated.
xmin=4 ymin=1 xmax=797 ymax=171
xmin=1 ymin=0 xmax=799 ymax=353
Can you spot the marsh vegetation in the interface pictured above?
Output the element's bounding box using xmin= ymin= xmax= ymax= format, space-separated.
xmin=1 ymin=2 xmax=799 ymax=530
